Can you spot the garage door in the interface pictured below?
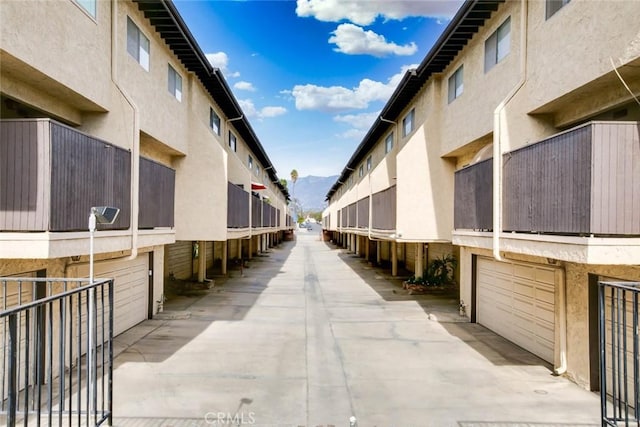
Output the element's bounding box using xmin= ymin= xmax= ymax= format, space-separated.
xmin=476 ymin=257 xmax=557 ymax=363
xmin=70 ymin=256 xmax=149 ymax=336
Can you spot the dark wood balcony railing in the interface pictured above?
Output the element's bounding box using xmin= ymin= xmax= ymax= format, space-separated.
xmin=504 ymin=121 xmax=640 ymax=235
xmin=0 ymin=119 xmax=130 ymax=232
xmin=372 ymin=186 xmax=396 ymax=230
xmin=251 ymin=194 xmax=262 ymax=228
xmin=139 ymin=157 xmax=175 ymax=228
xmin=357 ymin=196 xmax=369 ymax=228
xmin=340 ymin=208 xmax=347 ymax=227
xmin=347 ymin=203 xmax=356 ymax=227
xmin=228 ymin=182 xmax=249 ymax=228
xmin=454 ymin=158 xmax=493 ymax=231
xmin=454 ymin=121 xmax=640 ymax=236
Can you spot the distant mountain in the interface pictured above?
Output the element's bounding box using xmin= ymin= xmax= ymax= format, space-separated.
xmin=287 ymin=175 xmax=338 ymax=212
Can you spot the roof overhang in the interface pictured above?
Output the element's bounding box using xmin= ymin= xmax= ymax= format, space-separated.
xmin=326 ymin=0 xmax=504 ymax=200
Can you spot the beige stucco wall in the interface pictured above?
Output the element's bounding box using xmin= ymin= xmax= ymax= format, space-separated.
xmin=439 ymin=0 xmax=522 ymax=157
xmin=0 ymin=0 xmax=112 ymax=111
xmin=523 ymin=0 xmax=640 ymax=119
xmin=396 ymin=119 xmax=455 ymax=241
xmin=173 ymin=90 xmax=228 ymax=241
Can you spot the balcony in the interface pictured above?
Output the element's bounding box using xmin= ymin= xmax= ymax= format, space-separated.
xmin=0 ymin=119 xmax=176 ymax=234
xmin=453 ymin=121 xmax=640 ymax=264
xmin=455 ymin=122 xmax=640 ymax=236
xmin=371 ymin=186 xmax=396 ymax=231
xmin=139 ymin=157 xmax=175 ymax=229
xmin=454 ymin=158 xmax=493 ymax=231
xmin=250 ymin=195 xmax=278 ymax=229
xmin=0 ymin=119 xmax=131 ymax=232
xmin=227 ymin=182 xmax=249 ymax=229
xmin=357 ymin=196 xmax=369 ymax=229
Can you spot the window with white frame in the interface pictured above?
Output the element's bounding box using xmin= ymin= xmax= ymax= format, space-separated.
xmin=76 ymin=0 xmax=96 ymax=17
xmin=210 ymin=108 xmax=221 ymax=135
xmin=359 ymin=165 xmax=364 ymax=177
xmin=168 ymin=65 xmax=182 ymax=101
xmin=485 ymin=17 xmax=511 ymax=72
xmin=229 ymin=132 xmax=237 ymax=152
xmin=402 ymin=109 xmax=415 ymax=137
xmin=248 ymin=155 xmax=253 ymax=170
xmin=448 ymin=66 xmax=464 ymax=103
xmin=385 ymin=132 xmax=394 ymax=154
xmin=127 ymin=17 xmax=150 ymax=71
xmin=546 ymin=0 xmax=570 ymax=19
xmin=256 ymin=164 xmax=261 ymax=176
xmin=366 ymin=155 xmax=372 ymax=171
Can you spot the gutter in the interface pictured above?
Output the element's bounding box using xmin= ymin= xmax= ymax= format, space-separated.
xmin=113 ymin=0 xmax=140 ymax=261
xmin=492 ymin=0 xmax=528 ymax=262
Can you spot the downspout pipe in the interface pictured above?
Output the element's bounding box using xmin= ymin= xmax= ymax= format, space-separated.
xmin=112 ymin=1 xmax=140 ymax=261
xmin=490 ymin=1 xmax=567 ymax=375
xmin=492 ymin=0 xmax=528 ymax=262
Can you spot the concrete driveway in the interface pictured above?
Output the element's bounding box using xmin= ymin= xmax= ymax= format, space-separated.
xmin=111 ymin=229 xmax=600 ymax=426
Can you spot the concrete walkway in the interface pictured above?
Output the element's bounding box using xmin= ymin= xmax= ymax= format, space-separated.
xmin=112 ymin=229 xmax=600 ymax=426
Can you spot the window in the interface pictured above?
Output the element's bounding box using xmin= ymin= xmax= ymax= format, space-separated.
xmin=248 ymin=155 xmax=253 ymax=170
xmin=448 ymin=66 xmax=464 ymax=103
xmin=229 ymin=132 xmax=237 ymax=152
xmin=76 ymin=0 xmax=96 ymax=17
xmin=359 ymin=165 xmax=364 ymax=177
xmin=168 ymin=65 xmax=182 ymax=101
xmin=385 ymin=132 xmax=394 ymax=154
xmin=546 ymin=0 xmax=570 ymax=19
xmin=256 ymin=164 xmax=261 ymax=176
xmin=485 ymin=17 xmax=511 ymax=72
xmin=366 ymin=155 xmax=372 ymax=171
xmin=127 ymin=18 xmax=149 ymax=71
xmin=402 ymin=109 xmax=415 ymax=137
xmin=210 ymin=108 xmax=221 ymax=135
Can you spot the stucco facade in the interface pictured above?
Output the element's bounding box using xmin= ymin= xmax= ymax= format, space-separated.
xmin=324 ymin=0 xmax=640 ymax=391
xmin=0 ymin=0 xmax=291 ymax=334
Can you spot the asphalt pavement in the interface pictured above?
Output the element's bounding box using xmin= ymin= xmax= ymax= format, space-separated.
xmin=111 ymin=228 xmax=600 ymax=427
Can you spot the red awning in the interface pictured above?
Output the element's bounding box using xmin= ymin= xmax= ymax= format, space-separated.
xmin=251 ymin=182 xmax=267 ymax=190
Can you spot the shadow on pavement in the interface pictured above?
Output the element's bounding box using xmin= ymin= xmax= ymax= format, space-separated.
xmin=323 ymin=240 xmax=553 ymax=369
xmin=113 ymin=240 xmax=296 ymax=366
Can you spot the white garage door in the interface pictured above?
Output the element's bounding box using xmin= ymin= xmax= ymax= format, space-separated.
xmin=70 ymin=256 xmax=149 ymax=336
xmin=476 ymin=257 xmax=557 ymax=363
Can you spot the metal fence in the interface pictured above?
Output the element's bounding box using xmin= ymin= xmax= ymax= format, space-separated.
xmin=0 ymin=277 xmax=114 ymax=426
xmin=599 ymin=281 xmax=640 ymax=426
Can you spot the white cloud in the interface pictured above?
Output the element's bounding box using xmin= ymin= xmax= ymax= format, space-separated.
xmin=260 ymin=106 xmax=287 ymax=118
xmin=330 ymin=23 xmax=417 ymax=57
xmin=290 ymin=64 xmax=418 ymax=112
xmin=337 ymin=128 xmax=367 ymax=140
xmin=296 ymin=0 xmax=463 ymax=26
xmin=239 ymin=99 xmax=287 ymax=119
xmin=334 ymin=111 xmax=380 ymax=130
xmin=234 ymin=81 xmax=257 ymax=91
xmin=206 ymin=51 xmax=240 ymax=78
xmin=334 ymin=111 xmax=379 ymax=140
xmin=206 ymin=52 xmax=228 ymax=70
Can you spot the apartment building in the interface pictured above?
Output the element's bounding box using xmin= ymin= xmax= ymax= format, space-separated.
xmin=0 ymin=0 xmax=291 ymax=336
xmin=323 ymin=0 xmax=640 ymax=391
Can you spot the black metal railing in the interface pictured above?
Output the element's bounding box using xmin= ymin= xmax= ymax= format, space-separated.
xmin=599 ymin=281 xmax=640 ymax=426
xmin=0 ymin=278 xmax=114 ymax=426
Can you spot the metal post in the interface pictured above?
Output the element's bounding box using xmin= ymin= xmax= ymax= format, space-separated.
xmin=88 ymin=211 xmax=97 ymax=418
xmin=7 ymin=313 xmax=17 ymax=427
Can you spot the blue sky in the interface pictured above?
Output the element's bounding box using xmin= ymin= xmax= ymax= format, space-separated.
xmin=173 ymin=0 xmax=464 ymax=178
